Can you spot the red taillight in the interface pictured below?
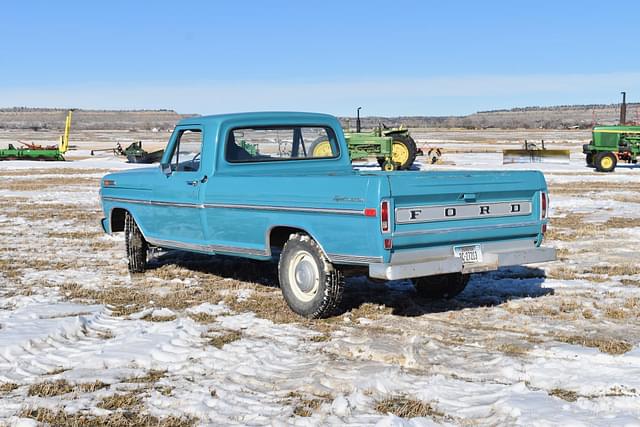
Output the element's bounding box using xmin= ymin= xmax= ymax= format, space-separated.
xmin=540 ymin=191 xmax=548 ymax=219
xmin=381 ymin=200 xmax=389 ymax=232
xmin=364 ymin=208 xmax=377 ymax=217
xmin=542 ymin=223 xmax=547 ymax=234
xmin=384 ymin=238 xmax=393 ymax=249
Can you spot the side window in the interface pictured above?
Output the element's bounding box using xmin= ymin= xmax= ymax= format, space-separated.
xmin=169 ymin=129 xmax=202 ymax=172
xmin=226 ymin=126 xmax=339 ymax=163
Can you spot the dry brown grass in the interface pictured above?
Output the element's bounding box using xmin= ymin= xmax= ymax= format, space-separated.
xmin=556 ymin=247 xmax=570 ymax=260
xmin=547 ymin=212 xmax=637 ymax=242
xmin=123 ymin=370 xmax=167 ymax=384
xmin=0 ymin=168 xmax=108 ymax=177
xmin=559 ymin=300 xmax=580 ymax=313
xmin=141 ymin=312 xmax=177 ymax=322
xmin=283 ymin=391 xmax=333 ymax=418
xmin=588 ymin=264 xmax=640 ymax=276
xmin=497 ymin=343 xmax=530 ymax=356
xmin=188 ymin=312 xmax=219 ymax=323
xmin=621 ymin=278 xmax=640 ymax=287
xmin=19 ymin=408 xmax=195 ymax=427
xmin=0 ymin=383 xmax=19 ymax=393
xmin=47 ymin=230 xmax=104 ymax=240
xmin=221 ymin=290 xmax=342 ymax=334
xmin=207 ymin=330 xmax=242 ymax=349
xmin=45 ymin=367 xmax=70 ymax=375
xmin=549 ymin=183 xmax=634 ymax=194
xmin=348 ymin=303 xmax=394 ymax=320
xmin=547 ymin=263 xmax=639 ymax=282
xmin=27 ymin=379 xmax=109 ymax=397
xmin=556 ymin=335 xmax=633 ymax=355
xmin=0 ymin=176 xmax=99 ymax=191
xmin=60 ymin=281 xmax=219 ymax=317
xmin=3 ymin=201 xmax=101 ymax=223
xmin=549 ymin=388 xmax=578 ymax=402
xmin=604 ymin=307 xmax=628 ymax=320
xmin=505 ymin=302 xmax=561 ymax=318
xmin=77 ymin=381 xmax=109 ymax=393
xmin=293 ymin=398 xmax=327 ymax=417
xmin=375 ymin=396 xmax=446 ymax=420
xmin=308 ymin=334 xmax=331 ymax=342
xmin=28 ymin=379 xmax=74 ymax=397
xmin=546 ymin=266 xmax=580 ymax=281
xmin=97 ymin=392 xmax=143 ymax=410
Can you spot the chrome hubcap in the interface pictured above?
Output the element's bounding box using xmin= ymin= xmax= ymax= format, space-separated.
xmin=288 ymin=251 xmax=320 ymax=302
xmin=295 ymin=259 xmax=316 ymax=293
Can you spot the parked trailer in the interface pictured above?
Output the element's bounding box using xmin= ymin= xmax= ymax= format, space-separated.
xmin=0 ymin=110 xmax=73 ymax=161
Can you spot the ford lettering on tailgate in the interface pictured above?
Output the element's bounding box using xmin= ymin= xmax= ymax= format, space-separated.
xmin=395 ymin=201 xmax=532 ymax=224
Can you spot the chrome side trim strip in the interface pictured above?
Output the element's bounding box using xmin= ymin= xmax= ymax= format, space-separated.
xmin=103 ymin=196 xmax=202 ymax=209
xmin=102 ymin=196 xmax=363 ymax=215
xmin=203 ymin=203 xmax=362 ymax=215
xmin=327 ymin=254 xmax=384 ymax=265
xmin=393 ymin=221 xmax=539 ymax=237
xmin=146 ymin=236 xmax=269 ymax=257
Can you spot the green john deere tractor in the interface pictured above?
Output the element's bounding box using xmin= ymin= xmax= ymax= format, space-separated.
xmin=583 ymin=126 xmax=640 ymax=172
xmin=309 ymin=107 xmax=419 ymax=171
xmin=583 ymin=92 xmax=640 ymax=172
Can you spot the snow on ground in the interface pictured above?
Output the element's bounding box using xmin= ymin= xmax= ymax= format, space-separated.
xmin=1 ymin=149 xmax=639 ymax=426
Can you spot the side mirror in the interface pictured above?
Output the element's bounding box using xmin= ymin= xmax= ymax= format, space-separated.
xmin=160 ymin=163 xmax=172 ymax=176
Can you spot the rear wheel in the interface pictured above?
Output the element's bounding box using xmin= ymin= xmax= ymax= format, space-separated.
xmin=594 ymin=151 xmax=617 ymax=172
xmin=278 ymin=233 xmax=344 ymax=318
xmin=309 ymin=137 xmax=333 ymax=158
xmin=390 ymin=134 xmax=417 ymax=170
xmin=125 ymin=212 xmax=148 ymax=273
xmin=413 ymin=273 xmax=470 ymax=299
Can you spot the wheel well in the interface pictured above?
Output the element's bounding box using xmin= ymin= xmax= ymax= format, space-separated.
xmin=269 ymin=226 xmax=305 ymax=250
xmin=110 ymin=208 xmax=127 ymax=232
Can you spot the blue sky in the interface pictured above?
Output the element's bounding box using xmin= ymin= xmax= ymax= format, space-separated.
xmin=2 ymin=0 xmax=639 ymax=116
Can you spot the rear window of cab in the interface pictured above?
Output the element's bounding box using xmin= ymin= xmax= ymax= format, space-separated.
xmin=225 ymin=126 xmax=340 ymax=163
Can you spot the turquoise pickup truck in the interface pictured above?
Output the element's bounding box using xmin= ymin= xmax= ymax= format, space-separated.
xmin=99 ymin=112 xmax=556 ymax=318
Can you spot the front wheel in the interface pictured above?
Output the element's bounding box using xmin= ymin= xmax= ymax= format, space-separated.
xmin=594 ymin=151 xmax=617 ymax=172
xmin=124 ymin=212 xmax=148 ymax=273
xmin=585 ymin=153 xmax=594 ymax=167
xmin=413 ymin=273 xmax=470 ymax=299
xmin=278 ymin=233 xmax=344 ymax=318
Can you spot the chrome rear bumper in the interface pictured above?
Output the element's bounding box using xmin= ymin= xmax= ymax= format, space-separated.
xmin=369 ymin=246 xmax=556 ymax=281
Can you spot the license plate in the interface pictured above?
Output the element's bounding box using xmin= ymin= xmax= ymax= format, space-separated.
xmin=454 ymin=245 xmax=483 ymax=264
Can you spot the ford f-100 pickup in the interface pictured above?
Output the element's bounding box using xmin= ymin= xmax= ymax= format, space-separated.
xmin=99 ymin=112 xmax=556 ymax=318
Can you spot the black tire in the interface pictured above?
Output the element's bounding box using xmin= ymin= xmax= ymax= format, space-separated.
xmin=124 ymin=212 xmax=148 ymax=273
xmin=390 ymin=134 xmax=417 ymax=170
xmin=413 ymin=273 xmax=470 ymax=299
xmin=585 ymin=153 xmax=594 ymax=167
xmin=278 ymin=233 xmax=344 ymax=318
xmin=594 ymin=151 xmax=617 ymax=173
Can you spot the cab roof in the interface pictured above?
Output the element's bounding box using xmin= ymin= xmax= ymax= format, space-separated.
xmin=177 ymin=111 xmax=339 ymax=128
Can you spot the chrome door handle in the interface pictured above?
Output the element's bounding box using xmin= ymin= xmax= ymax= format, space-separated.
xmin=186 ymin=180 xmax=199 ymax=186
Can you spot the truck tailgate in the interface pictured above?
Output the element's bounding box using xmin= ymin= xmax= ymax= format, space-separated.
xmin=386 ymin=170 xmax=546 ymax=250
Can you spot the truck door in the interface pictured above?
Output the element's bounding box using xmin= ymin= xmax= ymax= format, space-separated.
xmin=150 ymin=126 xmax=206 ymax=244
